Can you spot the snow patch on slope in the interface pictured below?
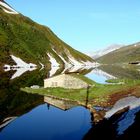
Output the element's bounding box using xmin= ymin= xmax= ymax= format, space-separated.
xmin=10 ymin=55 xmax=37 ymax=68
xmin=92 ymin=44 xmax=123 ymax=59
xmin=47 ymin=53 xmax=59 ymax=67
xmin=67 ymin=52 xmax=97 ymax=68
xmin=52 ymin=48 xmax=71 ymax=67
xmin=4 ymin=55 xmax=37 ymax=79
xmin=52 ymin=49 xmax=73 ymax=71
xmin=0 ymin=1 xmax=18 ymax=14
xmin=53 ymin=48 xmax=96 ymax=67
xmin=49 ymin=66 xmax=60 ymax=77
xmin=52 ymin=48 xmax=98 ymax=74
xmin=68 ymin=56 xmax=83 ymax=66
xmin=68 ymin=66 xmax=82 ymax=73
xmin=47 ymin=53 xmax=60 ymax=77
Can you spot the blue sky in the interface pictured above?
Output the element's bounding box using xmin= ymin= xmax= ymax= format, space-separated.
xmin=6 ymin=0 xmax=140 ymax=53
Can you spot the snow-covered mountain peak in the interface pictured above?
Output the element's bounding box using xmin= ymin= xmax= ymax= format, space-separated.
xmin=92 ymin=44 xmax=124 ymax=59
xmin=0 ymin=0 xmax=18 ymax=14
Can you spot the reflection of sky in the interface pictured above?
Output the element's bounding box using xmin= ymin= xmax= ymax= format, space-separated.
xmin=85 ymin=73 xmax=107 ymax=84
xmin=0 ymin=105 xmax=91 ymax=140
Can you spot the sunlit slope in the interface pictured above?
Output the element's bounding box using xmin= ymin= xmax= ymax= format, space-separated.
xmin=0 ymin=2 xmax=94 ymax=66
xmin=97 ymin=43 xmax=140 ymax=64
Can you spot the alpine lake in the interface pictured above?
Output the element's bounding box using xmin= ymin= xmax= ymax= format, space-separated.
xmin=0 ymin=64 xmax=140 ymax=140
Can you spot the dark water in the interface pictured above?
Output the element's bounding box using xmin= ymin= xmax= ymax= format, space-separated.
xmin=0 ymin=65 xmax=140 ymax=140
xmin=0 ymin=105 xmax=91 ymax=140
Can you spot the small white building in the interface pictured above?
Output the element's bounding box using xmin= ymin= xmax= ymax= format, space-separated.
xmin=44 ymin=74 xmax=89 ymax=89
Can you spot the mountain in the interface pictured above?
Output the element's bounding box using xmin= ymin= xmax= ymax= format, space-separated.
xmin=92 ymin=44 xmax=123 ymax=59
xmin=0 ymin=0 xmax=94 ymax=68
xmin=98 ymin=65 xmax=140 ymax=79
xmin=97 ymin=42 xmax=140 ymax=64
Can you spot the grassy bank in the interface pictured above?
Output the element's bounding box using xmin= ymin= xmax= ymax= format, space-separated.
xmin=21 ymin=79 xmax=140 ymax=106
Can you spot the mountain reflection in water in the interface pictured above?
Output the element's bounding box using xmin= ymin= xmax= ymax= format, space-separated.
xmin=1 ymin=65 xmax=140 ymax=140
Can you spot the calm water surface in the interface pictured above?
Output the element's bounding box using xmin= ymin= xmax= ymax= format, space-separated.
xmin=1 ymin=65 xmax=140 ymax=140
xmin=0 ymin=105 xmax=91 ymax=140
xmin=86 ymin=71 xmax=108 ymax=84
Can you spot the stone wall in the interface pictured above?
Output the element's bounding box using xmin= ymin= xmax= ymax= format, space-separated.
xmin=44 ymin=75 xmax=64 ymax=88
xmin=63 ymin=75 xmax=88 ymax=89
xmin=44 ymin=74 xmax=88 ymax=89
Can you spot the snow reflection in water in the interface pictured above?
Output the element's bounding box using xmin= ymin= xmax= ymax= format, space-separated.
xmin=105 ymin=96 xmax=140 ymax=135
xmin=85 ymin=68 xmax=116 ymax=84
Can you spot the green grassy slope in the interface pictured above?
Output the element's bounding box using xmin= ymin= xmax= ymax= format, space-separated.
xmin=97 ymin=43 xmax=140 ymax=64
xmin=0 ymin=9 xmax=94 ymax=66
